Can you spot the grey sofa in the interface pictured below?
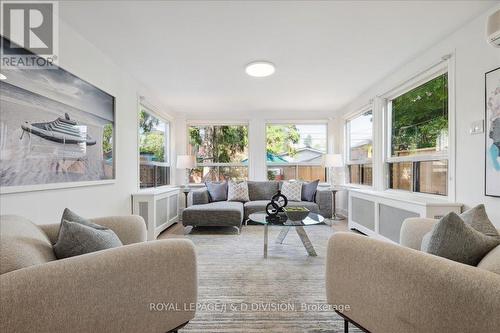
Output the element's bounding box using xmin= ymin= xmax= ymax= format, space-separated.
xmin=182 ymin=181 xmax=332 ymax=232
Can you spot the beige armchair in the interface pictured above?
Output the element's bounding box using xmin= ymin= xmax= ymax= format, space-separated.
xmin=0 ymin=215 xmax=197 ymax=333
xmin=326 ymin=219 xmax=500 ymax=333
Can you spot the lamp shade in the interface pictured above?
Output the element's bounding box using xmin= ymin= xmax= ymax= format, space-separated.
xmin=323 ymin=154 xmax=344 ymax=168
xmin=176 ymin=155 xmax=196 ymax=169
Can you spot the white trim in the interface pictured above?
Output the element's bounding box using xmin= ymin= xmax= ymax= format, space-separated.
xmin=343 ymin=102 xmax=373 ymax=121
xmin=187 ymin=119 xmax=249 ymax=126
xmin=137 ymin=97 xmax=172 ymax=190
xmin=386 ymin=153 xmax=448 ymax=163
xmin=0 ymin=179 xmax=115 ymax=195
xmin=380 ymin=53 xmax=455 ymax=200
xmin=265 ymin=119 xmax=328 ymax=125
xmin=344 ymin=104 xmax=374 ymax=187
xmin=195 ymin=162 xmax=247 ymax=167
xmin=379 ymin=56 xmax=450 ymax=101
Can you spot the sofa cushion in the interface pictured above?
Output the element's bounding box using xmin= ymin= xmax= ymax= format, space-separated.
xmin=302 ymin=180 xmax=319 ymax=202
xmin=281 ymin=181 xmax=302 ymax=201
xmin=244 ymin=200 xmax=319 ymax=220
xmin=227 ymin=181 xmax=250 ymax=202
xmin=421 ymin=212 xmax=500 ymax=266
xmin=183 ymin=201 xmax=243 ymax=227
xmin=460 ymin=204 xmax=499 ymax=239
xmin=205 ymin=181 xmax=228 ymax=202
xmin=247 ymin=181 xmax=279 ymax=201
xmin=0 ymin=215 xmax=56 ymax=274
xmin=54 ymin=219 xmax=123 ymax=259
xmin=477 ymin=244 xmax=500 ymax=275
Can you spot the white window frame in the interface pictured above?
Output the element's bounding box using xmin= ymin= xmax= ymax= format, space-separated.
xmin=137 ymin=101 xmax=172 ymax=190
xmin=186 ymin=121 xmax=249 ymax=183
xmin=265 ymin=121 xmax=328 ymax=182
xmin=344 ymin=104 xmax=374 ymax=187
xmin=381 ymin=57 xmax=455 ymax=200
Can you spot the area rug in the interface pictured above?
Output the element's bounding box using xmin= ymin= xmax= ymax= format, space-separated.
xmin=180 ymin=224 xmax=362 ymax=333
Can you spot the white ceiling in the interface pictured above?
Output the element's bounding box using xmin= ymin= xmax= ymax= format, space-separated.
xmin=60 ymin=1 xmax=494 ymax=116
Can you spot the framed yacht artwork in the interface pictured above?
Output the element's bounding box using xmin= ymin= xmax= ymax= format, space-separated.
xmin=0 ymin=37 xmax=115 ymax=193
xmin=485 ymin=67 xmax=500 ymax=197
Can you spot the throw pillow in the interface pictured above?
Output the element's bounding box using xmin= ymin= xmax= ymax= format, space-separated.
xmin=281 ymin=181 xmax=302 ymax=201
xmin=301 ymin=179 xmax=319 ymax=202
xmin=227 ymin=181 xmax=250 ymax=202
xmin=460 ymin=204 xmax=499 ymax=239
xmin=54 ymin=210 xmax=123 ymax=259
xmin=205 ymin=181 xmax=228 ymax=202
xmin=421 ymin=212 xmax=500 ymax=266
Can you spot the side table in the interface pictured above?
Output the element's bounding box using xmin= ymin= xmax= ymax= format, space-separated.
xmin=329 ymin=187 xmax=346 ymax=221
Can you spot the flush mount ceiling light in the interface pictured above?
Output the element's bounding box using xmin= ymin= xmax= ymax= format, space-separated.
xmin=245 ymin=61 xmax=275 ymax=77
xmin=0 ymin=73 xmax=6 ymax=80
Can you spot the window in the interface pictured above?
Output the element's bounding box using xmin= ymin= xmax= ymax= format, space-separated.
xmin=139 ymin=107 xmax=170 ymax=188
xmin=346 ymin=110 xmax=373 ymax=185
xmin=266 ymin=124 xmax=327 ymax=182
xmin=188 ymin=124 xmax=248 ymax=183
xmin=387 ymin=72 xmax=448 ymax=196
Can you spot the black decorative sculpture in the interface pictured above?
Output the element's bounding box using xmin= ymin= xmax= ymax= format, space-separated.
xmin=266 ymin=190 xmax=288 ymax=217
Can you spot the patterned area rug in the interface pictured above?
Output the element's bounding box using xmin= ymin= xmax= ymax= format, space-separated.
xmin=179 ymin=224 xmax=361 ymax=333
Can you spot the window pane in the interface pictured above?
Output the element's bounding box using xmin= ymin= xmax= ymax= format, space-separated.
xmin=267 ymin=165 xmax=326 ymax=181
xmin=267 ymin=166 xmax=296 ymax=181
xmin=266 ymin=124 xmax=327 ymax=161
xmin=391 ymin=73 xmax=448 ymax=157
xmin=389 ymin=162 xmax=412 ymax=191
xmin=349 ymin=165 xmax=361 ymax=184
xmin=139 ymin=109 xmax=169 ymax=188
xmin=416 ymin=160 xmax=447 ymax=196
xmin=362 ymin=164 xmax=373 ymax=186
xmin=189 ymin=166 xmax=248 ymax=183
xmin=188 ymin=125 xmax=248 ymax=163
xmin=266 ymin=124 xmax=327 ymax=182
xmin=348 ymin=164 xmax=372 ymax=185
xmin=348 ymin=111 xmax=373 ymax=161
xmin=140 ymin=165 xmax=170 ymax=188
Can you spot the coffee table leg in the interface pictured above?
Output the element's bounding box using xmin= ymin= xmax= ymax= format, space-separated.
xmin=295 ymin=226 xmax=317 ymax=256
xmin=275 ymin=226 xmax=290 ymax=244
xmin=264 ymin=224 xmax=269 ymax=258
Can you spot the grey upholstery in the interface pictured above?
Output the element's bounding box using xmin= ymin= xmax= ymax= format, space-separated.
xmin=243 ymin=200 xmax=320 ymax=220
xmin=315 ymin=189 xmax=332 ymax=219
xmin=182 ymin=201 xmax=244 ymax=229
xmin=183 ymin=182 xmax=333 ymax=229
xmin=189 ymin=188 xmax=210 ymax=205
xmin=247 ymin=181 xmax=279 ymax=201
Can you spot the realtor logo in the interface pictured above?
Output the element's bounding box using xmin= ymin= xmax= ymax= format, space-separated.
xmin=1 ymin=1 xmax=58 ymax=68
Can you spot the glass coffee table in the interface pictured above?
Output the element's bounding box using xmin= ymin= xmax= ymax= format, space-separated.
xmin=248 ymin=211 xmax=325 ymax=258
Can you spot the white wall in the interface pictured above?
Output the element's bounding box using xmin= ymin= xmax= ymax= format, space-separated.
xmin=0 ymin=20 xmax=177 ymax=224
xmin=334 ymin=5 xmax=500 ymax=225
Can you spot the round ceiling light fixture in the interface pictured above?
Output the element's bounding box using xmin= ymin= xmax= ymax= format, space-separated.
xmin=0 ymin=73 xmax=6 ymax=80
xmin=245 ymin=61 xmax=275 ymax=77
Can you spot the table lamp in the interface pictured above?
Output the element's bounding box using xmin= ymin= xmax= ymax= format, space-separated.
xmin=176 ymin=155 xmax=196 ymax=187
xmin=323 ymin=154 xmax=345 ymax=221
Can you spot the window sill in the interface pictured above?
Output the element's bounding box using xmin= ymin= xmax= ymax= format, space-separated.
xmin=350 ymin=188 xmax=459 ymax=206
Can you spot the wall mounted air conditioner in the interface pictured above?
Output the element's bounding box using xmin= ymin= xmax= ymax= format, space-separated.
xmin=487 ymin=9 xmax=500 ymax=47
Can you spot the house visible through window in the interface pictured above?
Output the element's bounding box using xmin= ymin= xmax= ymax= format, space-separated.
xmin=188 ymin=124 xmax=248 ymax=183
xmin=266 ymin=124 xmax=327 ymax=182
xmin=387 ymin=72 xmax=448 ymax=195
xmin=139 ymin=106 xmax=170 ymax=188
xmin=346 ymin=110 xmax=373 ymax=186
